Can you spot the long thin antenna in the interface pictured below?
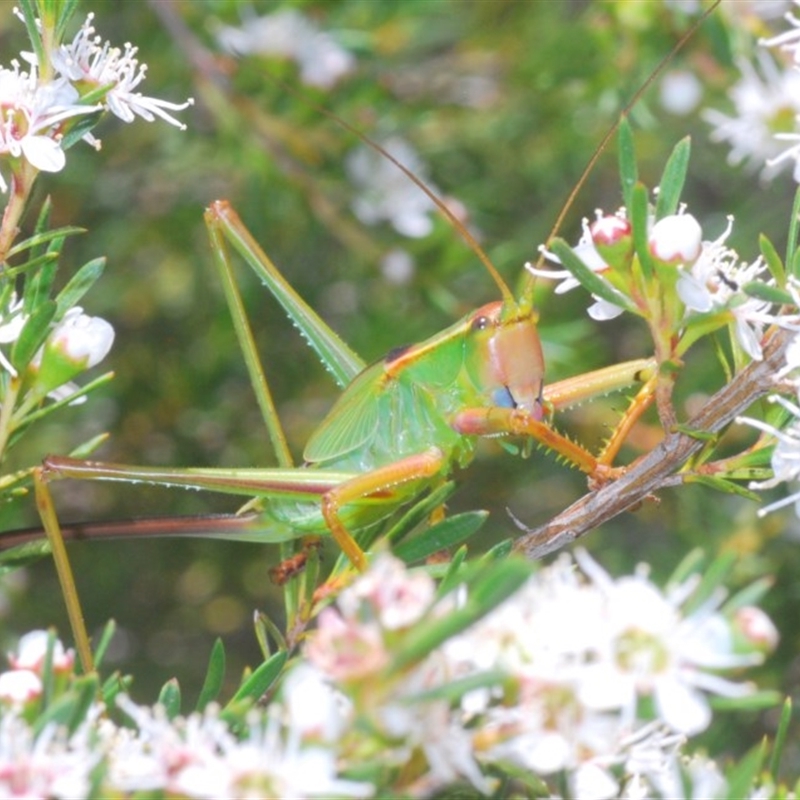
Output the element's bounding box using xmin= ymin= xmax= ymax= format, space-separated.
xmin=275 ymin=83 xmax=517 ymax=308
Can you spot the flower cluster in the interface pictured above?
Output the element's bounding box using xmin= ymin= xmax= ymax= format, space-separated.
xmin=0 ymin=11 xmax=192 ymax=192
xmin=530 ymin=205 xmax=778 ymax=362
xmin=306 ymin=552 xmax=773 ymax=798
xmin=704 ymin=0 xmax=800 ymax=181
xmin=215 ymin=8 xmax=355 ymax=90
xmin=0 ymin=552 xmax=778 ymax=799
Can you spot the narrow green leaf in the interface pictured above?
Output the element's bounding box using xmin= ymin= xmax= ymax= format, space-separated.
xmin=40 ymin=629 xmax=58 ymax=709
xmin=226 ymin=651 xmax=288 ymax=710
xmin=3 ymin=252 xmax=60 ymax=281
xmin=158 ymin=678 xmax=182 ymax=720
xmin=549 ymin=239 xmax=636 ymax=314
xmin=0 ymin=539 xmax=52 ymax=571
xmin=786 ymin=186 xmax=800 ymax=272
xmin=92 ymin=619 xmax=116 ymax=671
xmin=724 ymin=742 xmax=766 ymax=800
xmin=7 ymin=227 xmax=85 ymax=259
xmin=769 ymin=697 xmax=792 ymax=779
xmin=484 ymin=539 xmax=513 ymax=560
xmin=407 ymin=669 xmax=509 ymax=705
xmin=394 ymin=510 xmax=489 ymax=564
xmin=11 ymin=300 xmax=56 ymax=372
xmin=17 ymin=0 xmax=47 ymax=75
xmin=682 ymin=551 xmax=736 ymax=616
xmin=55 ymin=257 xmax=106 ymax=315
xmin=383 ymin=482 xmax=457 ymax=547
xmin=101 ymin=671 xmax=131 ymax=709
xmin=684 ymin=474 xmax=763 ymax=501
xmin=631 ymin=182 xmax=655 ymax=280
xmin=61 ymin=111 xmax=103 ymax=151
xmin=722 ymin=576 xmax=774 ymax=614
xmin=196 ymin=639 xmax=226 ymax=711
xmin=742 ymin=281 xmax=792 ymax=305
xmin=655 ymin=136 xmax=691 ymax=219
xmin=618 ymin=117 xmax=638 ymax=211
xmin=666 ymin=548 xmax=705 ymax=591
xmin=759 ymin=234 xmax=786 ymax=288
xmin=8 ymin=372 xmax=114 ymax=440
xmin=435 ymin=545 xmax=468 ymax=599
xmin=54 ymin=0 xmax=81 ymax=39
xmin=710 ymin=690 xmax=781 ymax=711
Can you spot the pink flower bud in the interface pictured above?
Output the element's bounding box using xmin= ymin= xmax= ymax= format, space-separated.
xmin=590 ymin=215 xmax=631 ymax=247
xmin=9 ymin=630 xmax=75 ymax=675
xmin=648 ymin=214 xmax=702 ymax=264
xmin=732 ymin=606 xmax=779 ymax=654
xmin=0 ymin=669 xmax=42 ymax=705
xmin=590 ymin=215 xmax=633 ymax=271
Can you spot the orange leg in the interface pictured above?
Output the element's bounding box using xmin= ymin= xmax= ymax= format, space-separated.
xmin=321 ymin=446 xmax=446 ymax=571
xmin=452 ymin=407 xmax=607 ymax=477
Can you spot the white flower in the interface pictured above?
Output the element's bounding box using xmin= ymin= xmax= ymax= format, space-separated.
xmin=346 ymin=137 xmax=438 ymax=238
xmin=0 ymin=62 xmax=100 ymax=190
xmin=0 ymin=708 xmax=103 ymax=799
xmin=575 ymin=550 xmax=760 ymax=736
xmin=527 ymin=212 xmax=628 ymax=320
xmin=760 ymin=1 xmax=800 ymax=63
xmin=215 ymin=9 xmax=355 ymax=90
xmin=45 ymin=307 xmax=114 ymax=369
xmin=0 ymin=293 xmax=28 ymax=376
xmin=660 ymin=70 xmax=703 ymax=116
xmin=337 ymin=551 xmax=435 ymax=630
xmin=677 ymin=216 xmax=775 ymax=359
xmin=703 ymin=51 xmax=800 ymax=180
xmin=648 ymin=213 xmax=703 ymax=264
xmin=738 ymin=393 xmax=800 ymax=516
xmin=50 ymin=13 xmax=194 ymax=130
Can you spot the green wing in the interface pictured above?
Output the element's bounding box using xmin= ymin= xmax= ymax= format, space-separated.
xmin=303 ymin=362 xmax=383 ymax=464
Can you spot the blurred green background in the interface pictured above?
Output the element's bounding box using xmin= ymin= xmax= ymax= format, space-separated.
xmin=0 ymin=0 xmax=798 ymax=764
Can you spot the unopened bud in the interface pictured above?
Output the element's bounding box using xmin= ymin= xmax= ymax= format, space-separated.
xmin=0 ymin=670 xmax=42 ymax=705
xmin=590 ymin=215 xmax=633 ymax=271
xmin=9 ymin=630 xmax=75 ymax=675
xmin=28 ymin=308 xmax=114 ymax=396
xmin=648 ymin=214 xmax=702 ymax=265
xmin=732 ymin=606 xmax=779 ymax=656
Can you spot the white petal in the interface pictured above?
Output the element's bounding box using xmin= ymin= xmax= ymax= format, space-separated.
xmin=677 ymin=272 xmax=713 ymax=312
xmin=588 ymin=298 xmax=624 ymax=320
xmin=654 ymin=677 xmax=711 ymax=735
xmin=20 ymin=135 xmax=65 ymax=172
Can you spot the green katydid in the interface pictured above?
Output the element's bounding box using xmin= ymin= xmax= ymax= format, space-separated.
xmin=8 ymin=183 xmax=656 ymax=674
xmin=28 ymin=195 xmax=656 ymax=579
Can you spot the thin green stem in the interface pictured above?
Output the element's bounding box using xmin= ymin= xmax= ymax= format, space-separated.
xmin=0 ymin=377 xmax=21 ymax=460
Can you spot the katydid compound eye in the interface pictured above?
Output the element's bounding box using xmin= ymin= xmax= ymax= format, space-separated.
xmin=471 ymin=315 xmax=490 ymax=331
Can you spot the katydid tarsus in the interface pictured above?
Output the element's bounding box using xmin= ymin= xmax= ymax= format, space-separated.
xmin=1 ymin=3 xmax=722 ymax=674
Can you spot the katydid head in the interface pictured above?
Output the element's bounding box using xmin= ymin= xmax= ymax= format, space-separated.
xmin=466 ymin=300 xmax=545 ymax=420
